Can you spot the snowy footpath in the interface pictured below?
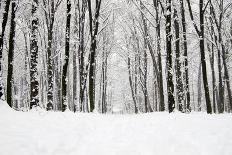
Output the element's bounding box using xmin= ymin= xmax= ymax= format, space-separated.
xmin=0 ymin=102 xmax=232 ymax=155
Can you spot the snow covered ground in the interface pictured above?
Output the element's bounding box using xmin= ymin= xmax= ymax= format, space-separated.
xmin=1 ymin=101 xmax=232 ymax=155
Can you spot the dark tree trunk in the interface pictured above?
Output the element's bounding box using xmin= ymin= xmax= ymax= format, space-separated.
xmin=77 ymin=0 xmax=87 ymax=112
xmin=7 ymin=0 xmax=16 ymax=107
xmin=217 ymin=36 xmax=224 ymax=113
xmin=87 ymin=0 xmax=102 ymax=112
xmin=207 ymin=41 xmax=217 ymax=113
xmin=46 ymin=0 xmax=55 ymax=111
xmin=0 ymin=0 xmax=11 ymax=100
xmin=166 ymin=0 xmax=175 ymax=113
xmin=199 ymin=0 xmax=212 ymax=113
xmin=221 ymin=43 xmax=232 ymax=112
xmin=174 ymin=8 xmax=184 ymax=112
xmin=128 ymin=57 xmax=138 ymax=114
xmin=61 ymin=0 xmax=71 ymax=112
xmin=187 ymin=0 xmax=212 ymax=113
xmin=153 ymin=0 xmax=165 ymax=111
xmin=30 ymin=0 xmax=39 ymax=109
xmin=180 ymin=0 xmax=191 ymax=112
xmin=140 ymin=1 xmax=153 ymax=113
xmin=197 ymin=63 xmax=202 ymax=111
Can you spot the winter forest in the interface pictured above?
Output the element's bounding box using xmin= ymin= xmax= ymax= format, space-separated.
xmin=0 ymin=0 xmax=232 ymax=114
xmin=0 ymin=0 xmax=232 ymax=154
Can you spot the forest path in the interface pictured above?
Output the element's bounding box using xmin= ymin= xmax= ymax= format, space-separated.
xmin=0 ymin=102 xmax=232 ymax=155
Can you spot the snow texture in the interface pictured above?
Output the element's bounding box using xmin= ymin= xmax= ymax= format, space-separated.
xmin=0 ymin=101 xmax=232 ymax=155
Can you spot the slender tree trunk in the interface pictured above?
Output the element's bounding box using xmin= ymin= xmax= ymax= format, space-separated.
xmin=166 ymin=0 xmax=175 ymax=113
xmin=180 ymin=0 xmax=190 ymax=112
xmin=0 ymin=0 xmax=11 ymax=100
xmin=217 ymin=36 xmax=224 ymax=113
xmin=128 ymin=57 xmax=138 ymax=114
xmin=199 ymin=0 xmax=212 ymax=113
xmin=46 ymin=0 xmax=55 ymax=110
xmin=30 ymin=0 xmax=39 ymax=109
xmin=197 ymin=63 xmax=202 ymax=111
xmin=77 ymin=0 xmax=87 ymax=112
xmin=153 ymin=0 xmax=165 ymax=111
xmin=221 ymin=43 xmax=232 ymax=112
xmin=61 ymin=0 xmax=71 ymax=112
xmin=174 ymin=8 xmax=184 ymax=112
xmin=87 ymin=0 xmax=102 ymax=112
xmin=6 ymin=0 xmax=16 ymax=107
xmin=207 ymin=42 xmax=217 ymax=113
xmin=187 ymin=0 xmax=212 ymax=113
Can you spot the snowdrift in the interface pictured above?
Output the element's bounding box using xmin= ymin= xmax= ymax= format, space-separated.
xmin=0 ymin=101 xmax=232 ymax=155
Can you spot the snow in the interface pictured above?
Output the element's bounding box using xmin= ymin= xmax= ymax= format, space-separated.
xmin=1 ymin=101 xmax=232 ymax=155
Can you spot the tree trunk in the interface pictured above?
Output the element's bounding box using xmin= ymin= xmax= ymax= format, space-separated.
xmin=61 ymin=0 xmax=71 ymax=112
xmin=174 ymin=8 xmax=184 ymax=112
xmin=0 ymin=0 xmax=11 ymax=100
xmin=87 ymin=0 xmax=102 ymax=112
xmin=197 ymin=63 xmax=202 ymax=111
xmin=166 ymin=0 xmax=175 ymax=113
xmin=153 ymin=0 xmax=165 ymax=111
xmin=128 ymin=57 xmax=138 ymax=114
xmin=199 ymin=0 xmax=212 ymax=113
xmin=187 ymin=0 xmax=212 ymax=113
xmin=180 ymin=0 xmax=190 ymax=112
xmin=46 ymin=0 xmax=55 ymax=111
xmin=6 ymin=0 xmax=16 ymax=107
xmin=30 ymin=0 xmax=39 ymax=109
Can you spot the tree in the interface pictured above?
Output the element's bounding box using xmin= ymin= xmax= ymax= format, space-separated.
xmin=153 ymin=0 xmax=165 ymax=112
xmin=7 ymin=0 xmax=17 ymax=107
xmin=174 ymin=6 xmax=184 ymax=111
xmin=210 ymin=0 xmax=232 ymax=112
xmin=42 ymin=0 xmax=62 ymax=110
xmin=30 ymin=0 xmax=39 ymax=109
xmin=0 ymin=0 xmax=11 ymax=100
xmin=76 ymin=0 xmax=87 ymax=112
xmin=179 ymin=0 xmax=191 ymax=112
xmin=166 ymin=0 xmax=175 ymax=113
xmin=61 ymin=0 xmax=71 ymax=112
xmin=187 ymin=0 xmax=212 ymax=113
xmin=87 ymin=0 xmax=102 ymax=112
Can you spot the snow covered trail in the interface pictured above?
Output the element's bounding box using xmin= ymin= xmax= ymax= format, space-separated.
xmin=0 ymin=102 xmax=232 ymax=155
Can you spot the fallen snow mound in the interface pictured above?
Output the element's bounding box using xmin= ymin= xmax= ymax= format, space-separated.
xmin=0 ymin=101 xmax=232 ymax=155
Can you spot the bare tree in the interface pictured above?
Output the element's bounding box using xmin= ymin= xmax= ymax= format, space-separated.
xmin=187 ymin=0 xmax=212 ymax=113
xmin=30 ymin=0 xmax=39 ymax=109
xmin=87 ymin=0 xmax=102 ymax=112
xmin=7 ymin=0 xmax=17 ymax=107
xmin=61 ymin=0 xmax=71 ymax=112
xmin=0 ymin=0 xmax=11 ymax=100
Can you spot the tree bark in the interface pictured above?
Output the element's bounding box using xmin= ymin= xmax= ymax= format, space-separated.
xmin=7 ymin=0 xmax=16 ymax=107
xmin=166 ymin=0 xmax=175 ymax=113
xmin=87 ymin=0 xmax=102 ymax=112
xmin=180 ymin=0 xmax=191 ymax=112
xmin=61 ymin=0 xmax=71 ymax=112
xmin=187 ymin=0 xmax=212 ymax=113
xmin=30 ymin=0 xmax=39 ymax=109
xmin=174 ymin=8 xmax=184 ymax=112
xmin=46 ymin=0 xmax=55 ymax=110
xmin=153 ymin=0 xmax=165 ymax=111
xmin=0 ymin=0 xmax=11 ymax=100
